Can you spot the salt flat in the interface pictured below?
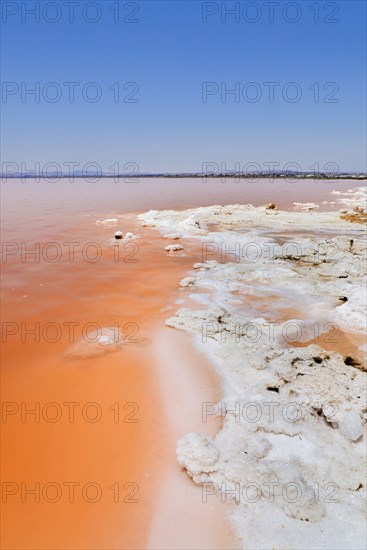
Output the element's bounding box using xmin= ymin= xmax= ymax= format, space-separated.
xmin=138 ymin=187 xmax=367 ymax=549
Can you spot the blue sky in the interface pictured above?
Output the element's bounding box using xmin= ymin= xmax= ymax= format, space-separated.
xmin=1 ymin=0 xmax=366 ymax=173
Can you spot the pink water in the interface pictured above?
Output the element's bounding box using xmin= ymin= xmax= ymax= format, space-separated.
xmin=0 ymin=178 xmax=362 ymax=549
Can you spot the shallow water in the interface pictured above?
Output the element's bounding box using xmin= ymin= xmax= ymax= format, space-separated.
xmin=1 ymin=177 xmax=362 ymax=234
xmin=1 ymin=196 xmax=236 ymax=548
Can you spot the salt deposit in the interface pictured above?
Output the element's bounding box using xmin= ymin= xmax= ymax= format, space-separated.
xmin=96 ymin=218 xmax=118 ymax=225
xmin=139 ymin=188 xmax=367 ymax=549
xmin=179 ymin=277 xmax=196 ymax=287
xmin=66 ymin=327 xmax=125 ymax=358
xmin=165 ymin=244 xmax=184 ymax=252
xmin=124 ymin=232 xmax=140 ymax=239
xmin=164 ymin=233 xmax=182 ymax=239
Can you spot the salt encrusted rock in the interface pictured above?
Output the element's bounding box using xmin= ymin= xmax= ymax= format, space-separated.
xmin=177 ymin=433 xmax=219 ymax=481
xmin=165 ymin=244 xmax=183 ymax=252
xmin=265 ymin=202 xmax=278 ymax=210
xmin=179 ymin=277 xmax=196 ymax=287
xmin=339 ymin=412 xmax=363 ymax=441
xmin=114 ymin=231 xmax=123 ymax=239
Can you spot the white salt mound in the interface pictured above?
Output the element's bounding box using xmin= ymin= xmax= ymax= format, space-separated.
xmin=179 ymin=277 xmax=195 ymax=287
xmin=165 ymin=244 xmax=184 ymax=252
xmin=177 ymin=433 xmax=219 ymax=480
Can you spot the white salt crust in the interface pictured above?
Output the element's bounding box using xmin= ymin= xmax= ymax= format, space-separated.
xmin=139 ymin=190 xmax=367 ymax=550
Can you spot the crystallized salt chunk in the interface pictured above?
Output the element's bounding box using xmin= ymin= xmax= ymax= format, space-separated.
xmin=179 ymin=277 xmax=195 ymax=287
xmin=340 ymin=412 xmax=363 ymax=441
xmin=176 ymin=432 xmax=219 ymax=478
xmin=165 ymin=244 xmax=183 ymax=252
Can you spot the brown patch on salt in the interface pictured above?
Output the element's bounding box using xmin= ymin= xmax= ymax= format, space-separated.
xmin=265 ymin=202 xmax=278 ymax=210
xmin=233 ymin=293 xmax=308 ymax=323
xmin=291 ymin=327 xmax=366 ymax=368
xmin=340 ymin=212 xmax=367 ymax=224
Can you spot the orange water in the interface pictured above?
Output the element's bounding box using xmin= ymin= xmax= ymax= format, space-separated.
xmin=1 ymin=210 xmax=212 ymax=549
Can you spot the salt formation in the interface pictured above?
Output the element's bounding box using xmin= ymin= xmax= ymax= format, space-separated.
xmin=292 ymin=201 xmax=320 ymax=211
xmin=66 ymin=327 xmax=124 ymax=358
xmin=96 ymin=218 xmax=118 ymax=225
xmin=113 ymin=231 xmax=139 ymax=240
xmin=332 ymin=186 xmax=366 ymax=209
xmin=163 ymin=233 xmax=181 ymax=239
xmin=139 ymin=189 xmax=367 ymax=549
xmin=165 ymin=244 xmax=184 ymax=252
xmin=179 ymin=277 xmax=196 ymax=287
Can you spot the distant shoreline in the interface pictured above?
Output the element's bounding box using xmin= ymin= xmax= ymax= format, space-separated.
xmin=2 ymin=173 xmax=367 ymax=180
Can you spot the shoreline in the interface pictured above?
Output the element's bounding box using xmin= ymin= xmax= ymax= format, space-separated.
xmin=2 ymin=174 xmax=367 ymax=180
xmin=147 ymin=327 xmax=240 ymax=549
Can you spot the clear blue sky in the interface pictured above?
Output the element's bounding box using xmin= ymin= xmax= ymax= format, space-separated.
xmin=1 ymin=0 xmax=366 ymax=173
